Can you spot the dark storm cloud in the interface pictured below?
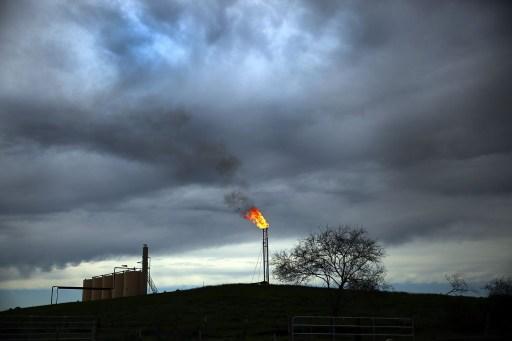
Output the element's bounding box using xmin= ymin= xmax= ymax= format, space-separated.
xmin=1 ymin=100 xmax=238 ymax=176
xmin=0 ymin=99 xmax=240 ymax=215
xmin=0 ymin=0 xmax=511 ymax=274
xmin=0 ymin=186 xmax=253 ymax=272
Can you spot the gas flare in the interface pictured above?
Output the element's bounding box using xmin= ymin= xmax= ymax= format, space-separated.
xmin=244 ymin=207 xmax=269 ymax=229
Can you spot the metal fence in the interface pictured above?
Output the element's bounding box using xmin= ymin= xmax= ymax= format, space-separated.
xmin=290 ymin=316 xmax=414 ymax=340
xmin=0 ymin=315 xmax=97 ymax=340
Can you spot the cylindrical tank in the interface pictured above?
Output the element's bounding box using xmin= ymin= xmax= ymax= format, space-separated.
xmin=101 ymin=275 xmax=113 ymax=300
xmin=123 ymin=271 xmax=141 ymax=297
xmin=91 ymin=277 xmax=103 ymax=301
xmin=112 ymin=272 xmax=125 ymax=298
xmin=82 ymin=279 xmax=92 ymax=302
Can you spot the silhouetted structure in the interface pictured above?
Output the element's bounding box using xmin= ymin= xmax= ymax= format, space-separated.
xmin=263 ymin=228 xmax=269 ymax=283
xmin=82 ymin=244 xmax=149 ymax=302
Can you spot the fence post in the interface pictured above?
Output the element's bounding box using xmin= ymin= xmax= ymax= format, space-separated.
xmin=333 ymin=316 xmax=336 ymax=340
xmin=55 ymin=318 xmax=60 ymax=340
xmin=372 ymin=317 xmax=375 ymax=341
xmin=91 ymin=318 xmax=97 ymax=341
xmin=289 ymin=316 xmax=294 ymax=341
xmin=355 ymin=318 xmax=361 ymax=341
xmin=412 ymin=318 xmax=415 ymax=341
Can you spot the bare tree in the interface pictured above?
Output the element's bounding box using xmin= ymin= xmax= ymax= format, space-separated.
xmin=485 ymin=277 xmax=512 ymax=297
xmin=272 ymin=226 xmax=386 ymax=291
xmin=445 ymin=273 xmax=469 ymax=295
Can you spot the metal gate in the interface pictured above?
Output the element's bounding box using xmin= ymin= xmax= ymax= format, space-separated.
xmin=290 ymin=316 xmax=414 ymax=340
xmin=0 ymin=315 xmax=97 ymax=340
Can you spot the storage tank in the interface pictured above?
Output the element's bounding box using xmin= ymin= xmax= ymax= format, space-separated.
xmin=101 ymin=275 xmax=113 ymax=300
xmin=123 ymin=270 xmax=141 ymax=297
xmin=112 ymin=272 xmax=125 ymax=298
xmin=91 ymin=276 xmax=103 ymax=301
xmin=82 ymin=278 xmax=92 ymax=302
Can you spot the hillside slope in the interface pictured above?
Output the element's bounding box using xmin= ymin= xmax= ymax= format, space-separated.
xmin=1 ymin=283 xmax=509 ymax=340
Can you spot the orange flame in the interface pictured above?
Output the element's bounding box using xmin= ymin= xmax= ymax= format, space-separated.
xmin=244 ymin=207 xmax=269 ymax=229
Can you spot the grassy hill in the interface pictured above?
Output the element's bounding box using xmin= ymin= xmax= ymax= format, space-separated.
xmin=1 ymin=283 xmax=510 ymax=340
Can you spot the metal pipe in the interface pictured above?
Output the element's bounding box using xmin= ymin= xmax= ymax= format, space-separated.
xmin=262 ymin=229 xmax=265 ymax=283
xmin=51 ymin=286 xmax=56 ymax=305
xmin=262 ymin=229 xmax=269 ymax=283
xmin=142 ymin=244 xmax=148 ymax=295
xmin=266 ymin=228 xmax=269 ymax=283
xmin=112 ymin=266 xmax=136 ymax=299
xmin=51 ymin=286 xmax=112 ymax=304
xmin=113 ymin=267 xmax=135 ymax=285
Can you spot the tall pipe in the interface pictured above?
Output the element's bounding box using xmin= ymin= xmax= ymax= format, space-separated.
xmin=141 ymin=244 xmax=148 ymax=295
xmin=263 ymin=229 xmax=269 ymax=284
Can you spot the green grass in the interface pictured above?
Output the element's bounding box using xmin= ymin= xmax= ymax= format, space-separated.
xmin=1 ymin=283 xmax=510 ymax=340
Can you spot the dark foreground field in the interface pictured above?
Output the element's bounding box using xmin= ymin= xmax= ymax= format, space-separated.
xmin=1 ymin=283 xmax=510 ymax=340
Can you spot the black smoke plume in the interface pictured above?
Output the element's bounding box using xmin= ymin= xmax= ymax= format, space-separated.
xmin=224 ymin=190 xmax=254 ymax=214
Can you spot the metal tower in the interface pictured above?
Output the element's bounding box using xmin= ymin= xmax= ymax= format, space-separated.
xmin=141 ymin=244 xmax=148 ymax=295
xmin=262 ymin=228 xmax=269 ymax=283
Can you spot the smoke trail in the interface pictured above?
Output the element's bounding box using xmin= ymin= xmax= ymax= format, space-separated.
xmin=224 ymin=190 xmax=254 ymax=214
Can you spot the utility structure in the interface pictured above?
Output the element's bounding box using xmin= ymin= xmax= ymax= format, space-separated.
xmin=243 ymin=207 xmax=270 ymax=284
xmin=51 ymin=244 xmax=157 ymax=304
xmin=81 ymin=243 xmax=155 ymax=302
xmin=141 ymin=243 xmax=149 ymax=296
xmin=262 ymin=228 xmax=269 ymax=283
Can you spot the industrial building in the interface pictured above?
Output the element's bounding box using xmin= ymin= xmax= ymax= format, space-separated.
xmin=81 ymin=244 xmax=154 ymax=302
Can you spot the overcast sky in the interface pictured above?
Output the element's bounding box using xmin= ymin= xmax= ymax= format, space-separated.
xmin=1 ymin=0 xmax=511 ymax=309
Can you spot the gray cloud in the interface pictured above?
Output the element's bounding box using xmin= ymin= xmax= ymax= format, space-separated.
xmin=0 ymin=100 xmax=240 ymax=215
xmin=0 ymin=0 xmax=511 ymax=275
